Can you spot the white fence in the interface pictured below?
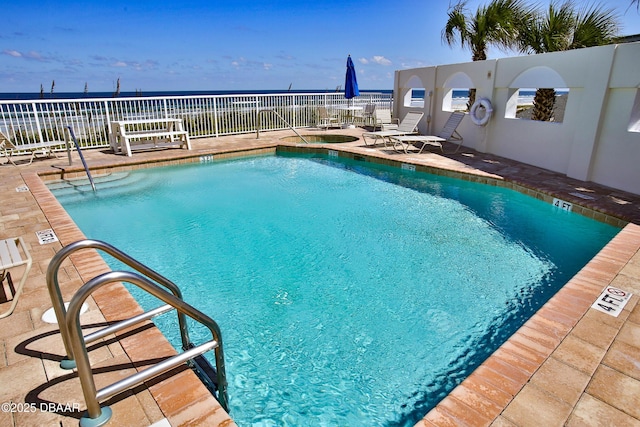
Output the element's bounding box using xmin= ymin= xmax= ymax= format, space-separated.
xmin=0 ymin=92 xmax=392 ymax=149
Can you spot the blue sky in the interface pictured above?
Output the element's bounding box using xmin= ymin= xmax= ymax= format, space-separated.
xmin=1 ymin=0 xmax=639 ymax=93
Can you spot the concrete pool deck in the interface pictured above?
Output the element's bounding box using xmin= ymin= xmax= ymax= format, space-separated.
xmin=0 ymin=127 xmax=638 ymax=426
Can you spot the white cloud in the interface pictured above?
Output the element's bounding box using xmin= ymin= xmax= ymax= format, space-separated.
xmin=230 ymin=57 xmax=272 ymax=71
xmin=108 ymin=60 xmax=157 ymax=70
xmin=371 ymin=56 xmax=392 ymax=66
xmin=24 ymin=51 xmax=45 ymax=61
xmin=3 ymin=49 xmax=48 ymax=61
xmin=357 ymin=56 xmax=392 ymax=66
xmin=3 ymin=49 xmax=22 ymax=58
xmin=231 ymin=57 xmax=246 ymax=68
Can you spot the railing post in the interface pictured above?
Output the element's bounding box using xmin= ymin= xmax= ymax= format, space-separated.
xmin=66 ymin=290 xmax=109 ymax=425
xmin=32 ymin=102 xmax=45 ymax=144
xmin=213 ymin=95 xmax=219 ymax=137
xmin=104 ymin=100 xmax=113 ymax=146
xmin=163 ymin=98 xmax=169 ymax=119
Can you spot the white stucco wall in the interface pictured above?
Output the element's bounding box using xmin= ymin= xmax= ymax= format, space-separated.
xmin=588 ymin=42 xmax=640 ymax=193
xmin=394 ymin=42 xmax=640 ymax=196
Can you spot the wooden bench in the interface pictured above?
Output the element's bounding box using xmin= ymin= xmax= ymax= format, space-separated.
xmin=110 ymin=119 xmax=191 ymax=156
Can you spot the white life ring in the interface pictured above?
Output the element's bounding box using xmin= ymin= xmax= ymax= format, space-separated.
xmin=469 ymin=97 xmax=493 ymax=126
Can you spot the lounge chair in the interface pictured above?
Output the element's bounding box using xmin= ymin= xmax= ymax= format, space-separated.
xmin=390 ymin=112 xmax=465 ymax=154
xmin=1 ymin=130 xmax=62 ymax=165
xmin=317 ymin=106 xmax=341 ymax=129
xmin=371 ymin=109 xmax=399 ymax=131
xmin=0 ymin=237 xmax=32 ymax=318
xmin=362 ymin=111 xmax=424 ymax=146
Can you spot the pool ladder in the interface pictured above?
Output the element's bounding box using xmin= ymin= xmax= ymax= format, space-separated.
xmin=256 ymin=108 xmax=308 ymax=143
xmin=64 ymin=126 xmax=96 ymax=192
xmin=46 ymin=239 xmax=228 ymax=427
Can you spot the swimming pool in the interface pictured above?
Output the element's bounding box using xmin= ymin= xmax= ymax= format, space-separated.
xmin=51 ymin=153 xmax=620 ymax=426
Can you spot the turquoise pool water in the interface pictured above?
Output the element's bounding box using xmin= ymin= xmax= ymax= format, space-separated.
xmin=51 ymin=154 xmax=620 ymax=426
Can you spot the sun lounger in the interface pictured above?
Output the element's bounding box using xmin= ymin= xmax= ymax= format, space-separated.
xmin=390 ymin=112 xmax=465 ymax=154
xmin=1 ymin=130 xmax=62 ymax=165
xmin=0 ymin=237 xmax=32 ymax=318
xmin=362 ymin=111 xmax=424 ymax=146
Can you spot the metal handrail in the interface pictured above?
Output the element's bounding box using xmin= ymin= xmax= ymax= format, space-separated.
xmin=256 ymin=108 xmax=308 ymax=143
xmin=67 ymin=270 xmax=227 ymax=425
xmin=45 ymin=239 xmax=228 ymax=425
xmin=64 ymin=125 xmax=96 ymax=192
xmin=46 ymin=239 xmax=191 ymax=365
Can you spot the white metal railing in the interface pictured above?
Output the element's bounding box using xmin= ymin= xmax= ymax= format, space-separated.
xmin=0 ymin=92 xmax=392 ymax=151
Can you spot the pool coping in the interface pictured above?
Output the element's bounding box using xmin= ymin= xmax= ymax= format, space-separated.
xmin=4 ymin=133 xmax=639 ymax=426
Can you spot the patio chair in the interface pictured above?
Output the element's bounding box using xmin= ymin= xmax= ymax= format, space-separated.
xmin=0 ymin=237 xmax=32 ymax=318
xmin=371 ymin=109 xmax=399 ymax=131
xmin=354 ymin=103 xmax=376 ymax=126
xmin=317 ymin=106 xmax=341 ymax=129
xmin=390 ymin=112 xmax=465 ymax=154
xmin=1 ymin=130 xmax=62 ymax=165
xmin=361 ymin=111 xmax=424 ymax=147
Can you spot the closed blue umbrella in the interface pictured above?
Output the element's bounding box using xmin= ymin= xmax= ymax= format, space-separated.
xmin=345 ymin=55 xmax=359 ymax=99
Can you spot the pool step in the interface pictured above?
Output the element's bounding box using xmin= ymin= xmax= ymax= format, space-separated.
xmin=47 ymin=171 xmax=133 ymax=191
xmin=48 ymin=171 xmax=153 ymax=203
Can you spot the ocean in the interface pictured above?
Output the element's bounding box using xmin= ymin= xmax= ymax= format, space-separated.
xmin=0 ymin=89 xmax=547 ymax=102
xmin=0 ymin=89 xmax=392 ymax=101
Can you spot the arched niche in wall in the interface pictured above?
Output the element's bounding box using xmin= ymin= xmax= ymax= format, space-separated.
xmin=401 ymin=75 xmax=426 ymax=107
xmin=506 ymin=66 xmax=569 ymax=122
xmin=442 ymin=72 xmax=474 ymax=112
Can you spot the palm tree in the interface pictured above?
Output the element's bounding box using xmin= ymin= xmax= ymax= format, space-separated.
xmin=518 ymin=1 xmax=620 ymax=121
xmin=443 ymin=0 xmax=532 ymax=107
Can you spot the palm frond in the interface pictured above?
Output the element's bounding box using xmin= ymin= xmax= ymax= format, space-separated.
xmin=443 ymin=1 xmax=470 ymax=48
xmin=442 ymin=0 xmax=535 ymax=61
xmin=570 ymin=3 xmax=620 ymax=49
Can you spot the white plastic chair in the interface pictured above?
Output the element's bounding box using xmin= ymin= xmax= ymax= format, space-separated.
xmin=317 ymin=107 xmax=341 ymax=129
xmin=371 ymin=109 xmax=399 ymax=131
xmin=0 ymin=237 xmax=32 ymax=318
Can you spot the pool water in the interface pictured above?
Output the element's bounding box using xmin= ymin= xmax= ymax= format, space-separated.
xmin=51 ymin=154 xmax=620 ymax=426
